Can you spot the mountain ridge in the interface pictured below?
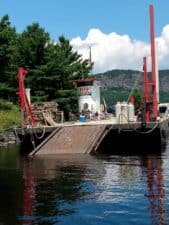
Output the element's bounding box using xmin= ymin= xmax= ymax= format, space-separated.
xmin=95 ymin=69 xmax=169 ymax=104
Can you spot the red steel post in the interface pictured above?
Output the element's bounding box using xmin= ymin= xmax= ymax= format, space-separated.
xmin=143 ymin=57 xmax=151 ymax=122
xmin=143 ymin=57 xmax=149 ymax=102
xmin=149 ymin=4 xmax=158 ymax=119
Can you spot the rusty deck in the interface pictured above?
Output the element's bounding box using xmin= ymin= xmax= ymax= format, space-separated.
xmin=29 ymin=125 xmax=110 ymax=155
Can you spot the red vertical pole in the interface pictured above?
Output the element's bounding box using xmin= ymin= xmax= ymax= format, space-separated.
xmin=150 ymin=4 xmax=158 ymax=119
xmin=143 ymin=57 xmax=149 ymax=102
xmin=143 ymin=57 xmax=151 ymax=122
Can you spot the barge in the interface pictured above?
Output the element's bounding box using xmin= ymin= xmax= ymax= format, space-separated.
xmin=15 ymin=109 xmax=169 ymax=155
xmin=14 ymin=4 xmax=169 ymax=155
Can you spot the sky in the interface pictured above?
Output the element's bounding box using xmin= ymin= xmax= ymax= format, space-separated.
xmin=0 ymin=0 xmax=169 ymax=73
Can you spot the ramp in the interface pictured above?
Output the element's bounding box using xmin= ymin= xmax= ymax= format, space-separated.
xmin=29 ymin=125 xmax=109 ymax=155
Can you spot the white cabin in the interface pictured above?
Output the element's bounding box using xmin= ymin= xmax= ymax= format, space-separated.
xmin=72 ymin=78 xmax=101 ymax=116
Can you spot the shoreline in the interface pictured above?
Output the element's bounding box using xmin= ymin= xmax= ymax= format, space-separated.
xmin=0 ymin=130 xmax=18 ymax=147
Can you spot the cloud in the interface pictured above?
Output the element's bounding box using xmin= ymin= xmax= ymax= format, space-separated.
xmin=71 ymin=26 xmax=169 ymax=73
xmin=156 ymin=25 xmax=169 ymax=68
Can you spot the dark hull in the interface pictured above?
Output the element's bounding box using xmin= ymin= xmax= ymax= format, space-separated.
xmin=97 ymin=128 xmax=167 ymax=155
xmin=16 ymin=118 xmax=169 ymax=155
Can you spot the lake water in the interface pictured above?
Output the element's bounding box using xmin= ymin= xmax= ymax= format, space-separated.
xmin=0 ymin=142 xmax=169 ymax=225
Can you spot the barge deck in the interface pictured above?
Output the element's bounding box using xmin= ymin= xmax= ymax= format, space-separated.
xmin=15 ymin=117 xmax=169 ymax=155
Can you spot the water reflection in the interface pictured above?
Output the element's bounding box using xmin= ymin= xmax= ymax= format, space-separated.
xmin=0 ymin=145 xmax=168 ymax=225
xmin=20 ymin=155 xmax=105 ymax=224
xmin=18 ymin=153 xmax=168 ymax=225
xmin=21 ymin=161 xmax=36 ymax=225
xmin=145 ymin=157 xmax=166 ymax=225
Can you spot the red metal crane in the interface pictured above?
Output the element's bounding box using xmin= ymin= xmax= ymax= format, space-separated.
xmin=17 ymin=67 xmax=35 ymax=126
xmin=142 ymin=4 xmax=158 ymax=123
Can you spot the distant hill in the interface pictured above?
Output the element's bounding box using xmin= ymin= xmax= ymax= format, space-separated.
xmin=95 ymin=69 xmax=169 ymax=105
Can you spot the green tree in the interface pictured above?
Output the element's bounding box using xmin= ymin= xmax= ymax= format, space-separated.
xmin=0 ymin=15 xmax=18 ymax=101
xmin=131 ymin=89 xmax=143 ymax=111
xmin=17 ymin=23 xmax=50 ymax=68
xmin=18 ymin=29 xmax=90 ymax=119
xmin=43 ymin=36 xmax=90 ymax=119
xmin=0 ymin=17 xmax=91 ymax=119
xmin=17 ymin=23 xmax=52 ymax=101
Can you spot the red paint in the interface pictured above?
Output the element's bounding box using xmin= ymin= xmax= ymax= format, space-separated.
xmin=143 ymin=57 xmax=149 ymax=102
xmin=129 ymin=95 xmax=135 ymax=105
xmin=143 ymin=57 xmax=151 ymax=122
xmin=17 ymin=67 xmax=35 ymax=126
xmin=142 ymin=5 xmax=159 ymax=122
xmin=149 ymin=4 xmax=158 ymax=119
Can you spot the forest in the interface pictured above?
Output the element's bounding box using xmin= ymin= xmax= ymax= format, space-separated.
xmin=0 ymin=14 xmax=91 ymax=118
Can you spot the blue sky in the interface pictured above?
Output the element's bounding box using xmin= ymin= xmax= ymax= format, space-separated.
xmin=0 ymin=0 xmax=169 ymax=72
xmin=0 ymin=0 xmax=167 ymax=41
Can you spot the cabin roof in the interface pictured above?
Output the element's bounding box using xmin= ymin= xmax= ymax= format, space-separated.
xmin=70 ymin=77 xmax=98 ymax=83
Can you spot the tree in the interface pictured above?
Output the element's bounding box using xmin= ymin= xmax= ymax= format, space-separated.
xmin=131 ymin=89 xmax=143 ymax=111
xmin=0 ymin=15 xmax=18 ymax=100
xmin=17 ymin=23 xmax=50 ymax=67
xmin=43 ymin=36 xmax=90 ymax=119
xmin=17 ymin=23 xmax=52 ymax=101
xmin=0 ymin=17 xmax=91 ymax=119
xmin=17 ymin=30 xmax=90 ymax=119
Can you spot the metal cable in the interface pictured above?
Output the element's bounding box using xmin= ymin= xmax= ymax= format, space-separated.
xmin=33 ymin=126 xmax=46 ymax=140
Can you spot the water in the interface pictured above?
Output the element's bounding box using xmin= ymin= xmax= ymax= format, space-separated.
xmin=0 ymin=144 xmax=169 ymax=225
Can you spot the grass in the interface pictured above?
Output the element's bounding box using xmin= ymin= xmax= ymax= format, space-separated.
xmin=0 ymin=99 xmax=21 ymax=131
